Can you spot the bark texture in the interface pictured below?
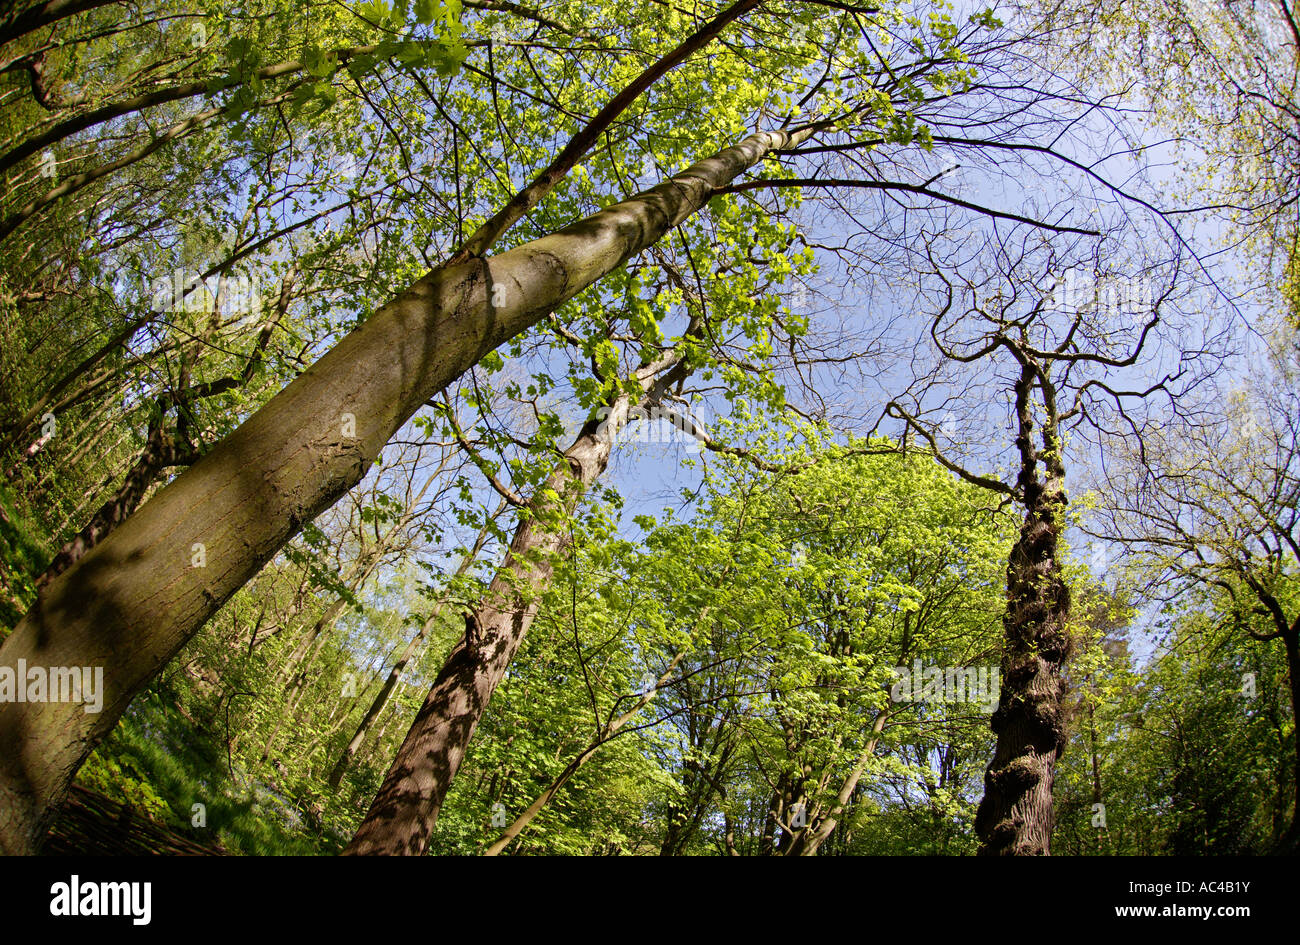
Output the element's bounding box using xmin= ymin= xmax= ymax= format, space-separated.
xmin=974 ymin=367 xmax=1072 ymax=855
xmin=344 ymin=340 xmax=692 ymax=855
xmin=343 ymin=400 xmax=627 ymax=855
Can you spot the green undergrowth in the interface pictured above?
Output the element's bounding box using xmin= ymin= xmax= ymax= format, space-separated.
xmin=0 ymin=481 xmax=47 ymax=632
xmin=76 ymin=690 xmax=345 ymax=856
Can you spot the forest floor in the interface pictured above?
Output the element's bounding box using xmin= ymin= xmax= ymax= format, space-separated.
xmin=44 ymin=785 xmax=227 ymax=856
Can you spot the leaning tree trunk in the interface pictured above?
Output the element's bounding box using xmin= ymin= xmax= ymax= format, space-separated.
xmin=343 ymin=363 xmax=679 ymax=855
xmin=0 ymin=125 xmax=810 ymax=854
xmin=975 ymin=368 xmax=1072 ymax=855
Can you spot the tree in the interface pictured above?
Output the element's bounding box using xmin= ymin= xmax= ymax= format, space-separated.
xmin=5 ymin=0 xmax=1242 ymax=860
xmin=879 ymin=223 xmax=1203 ymax=853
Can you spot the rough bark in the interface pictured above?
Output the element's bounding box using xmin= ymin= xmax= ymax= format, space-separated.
xmin=975 ymin=365 xmax=1072 ymax=855
xmin=343 ymin=357 xmax=684 ymax=855
xmin=343 ymin=413 xmax=616 ymax=854
xmin=0 ymin=125 xmax=806 ymax=854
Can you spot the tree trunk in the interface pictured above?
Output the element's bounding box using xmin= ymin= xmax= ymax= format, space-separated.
xmin=0 ymin=125 xmax=806 ymax=854
xmin=343 ymin=388 xmax=644 ymax=855
xmin=975 ymin=369 xmax=1072 ymax=855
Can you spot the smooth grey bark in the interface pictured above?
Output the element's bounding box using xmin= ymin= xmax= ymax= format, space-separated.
xmin=0 ymin=124 xmax=810 ymax=854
